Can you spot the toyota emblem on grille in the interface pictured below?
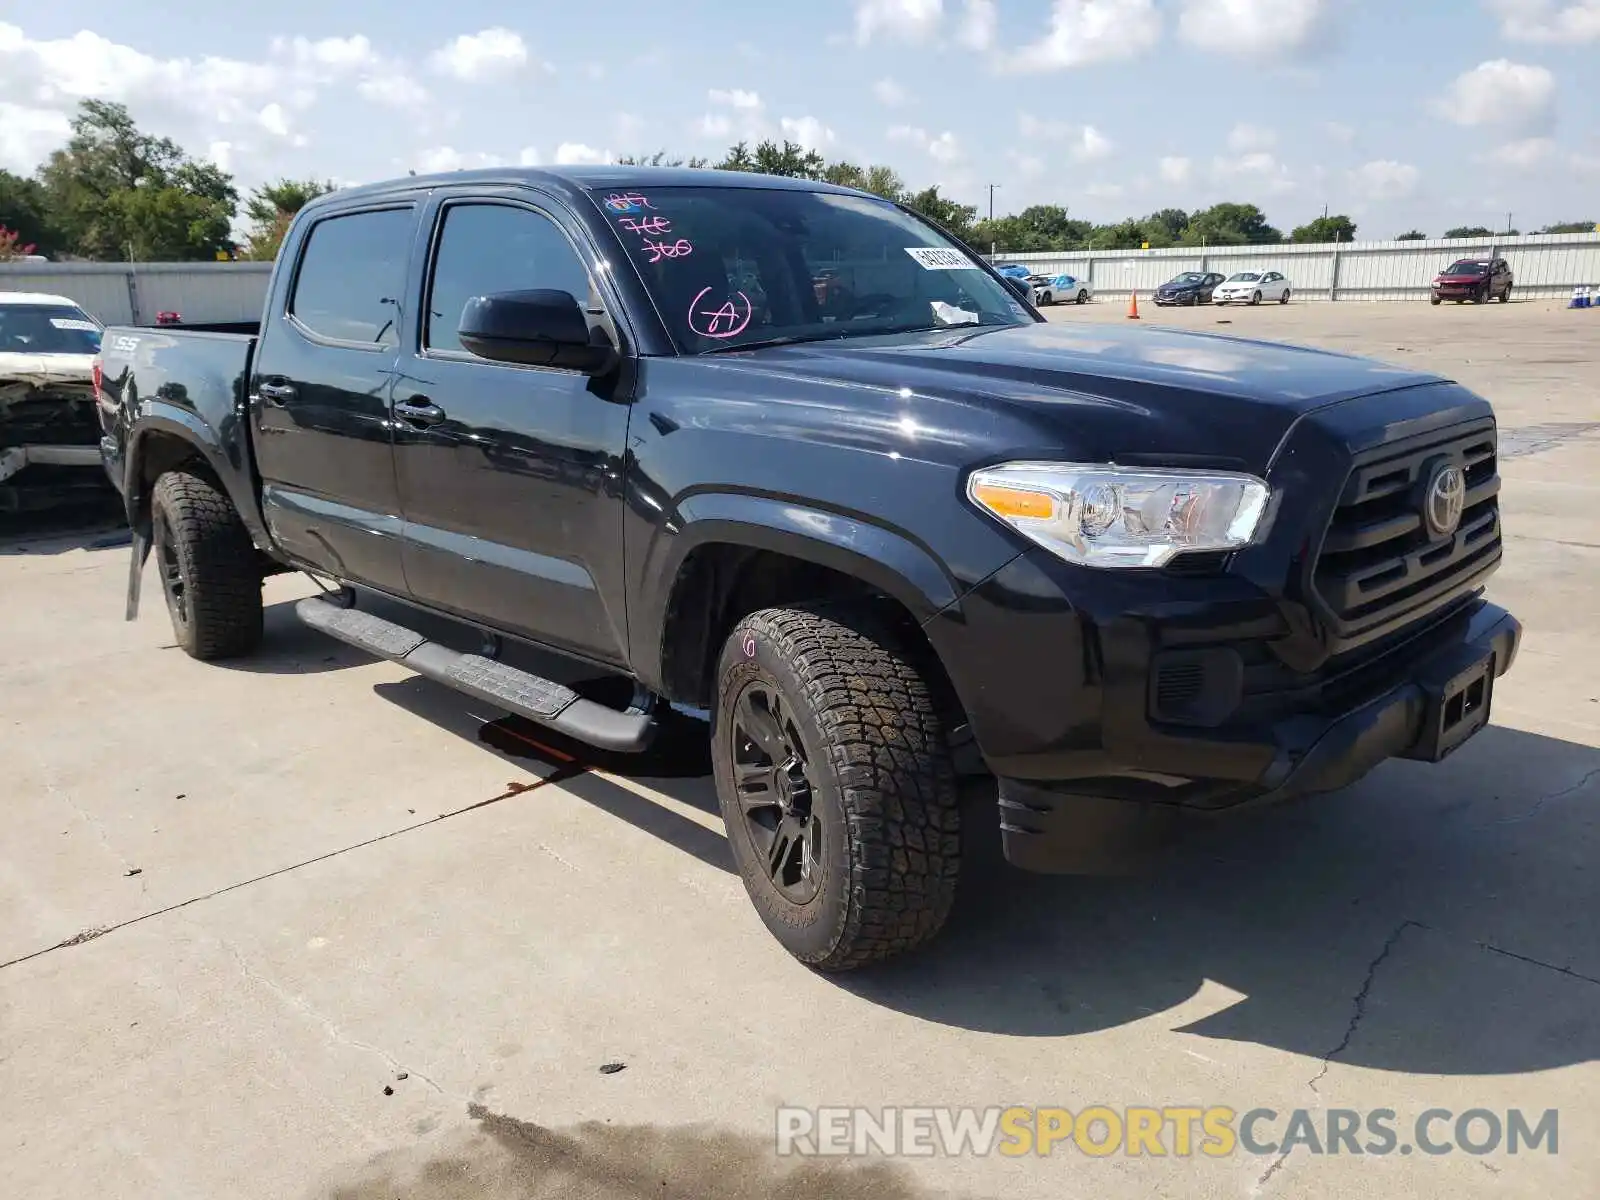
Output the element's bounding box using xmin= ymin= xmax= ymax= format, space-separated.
xmin=1424 ymin=462 xmax=1466 ymax=539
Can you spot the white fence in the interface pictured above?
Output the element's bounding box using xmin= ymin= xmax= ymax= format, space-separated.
xmin=0 ymin=261 xmax=272 ymax=325
xmin=5 ymin=232 xmax=1599 ymax=323
xmin=990 ymin=231 xmax=1600 ymax=302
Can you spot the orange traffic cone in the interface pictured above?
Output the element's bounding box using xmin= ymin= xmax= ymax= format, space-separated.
xmin=1127 ymin=290 xmax=1140 ymax=319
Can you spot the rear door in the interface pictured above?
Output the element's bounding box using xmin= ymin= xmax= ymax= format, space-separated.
xmin=388 ymin=189 xmax=636 ymax=667
xmin=249 ymin=202 xmax=419 ymax=593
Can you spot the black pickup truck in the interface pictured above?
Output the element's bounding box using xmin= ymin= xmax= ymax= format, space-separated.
xmin=96 ymin=166 xmax=1521 ymax=970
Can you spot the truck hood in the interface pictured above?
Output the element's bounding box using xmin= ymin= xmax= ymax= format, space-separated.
xmin=706 ymin=321 xmax=1444 ymax=471
xmin=0 ymin=352 xmax=96 ymax=386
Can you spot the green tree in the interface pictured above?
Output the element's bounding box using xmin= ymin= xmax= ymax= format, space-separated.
xmin=1182 ymin=202 xmax=1283 ymax=246
xmin=715 ymin=141 xmax=756 ymax=172
xmin=0 ymin=170 xmax=63 ymax=257
xmin=861 ymin=164 xmax=906 ymax=202
xmin=36 ymin=99 xmax=238 ymax=260
xmin=902 ymin=186 xmax=977 ymax=242
xmin=1290 ymin=214 xmax=1357 ymax=243
xmin=1537 ymin=220 xmax=1596 ymax=234
xmin=1395 ymin=230 xmax=1427 ymax=240
xmin=241 ymin=178 xmax=336 ymax=261
xmin=1139 ymin=208 xmax=1190 ymax=247
xmin=752 ymin=139 xmax=826 ymax=179
xmin=1443 ymin=226 xmax=1494 ymax=239
xmin=614 ymin=151 xmax=709 ymax=167
xmin=1089 ymin=218 xmax=1148 ymax=250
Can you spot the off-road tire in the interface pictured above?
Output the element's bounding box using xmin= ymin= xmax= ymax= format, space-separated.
xmin=711 ymin=603 xmax=962 ymax=971
xmin=151 ymin=469 xmax=263 ymax=660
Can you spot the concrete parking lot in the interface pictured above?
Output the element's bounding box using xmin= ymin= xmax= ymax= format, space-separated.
xmin=2 ymin=300 xmax=1596 ymax=1199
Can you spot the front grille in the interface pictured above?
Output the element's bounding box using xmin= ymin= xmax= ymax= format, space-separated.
xmin=1313 ymin=420 xmax=1501 ymax=642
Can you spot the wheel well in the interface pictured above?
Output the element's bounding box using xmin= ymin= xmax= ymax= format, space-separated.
xmin=659 ymin=544 xmax=966 ymax=727
xmin=131 ymin=431 xmax=208 ymax=524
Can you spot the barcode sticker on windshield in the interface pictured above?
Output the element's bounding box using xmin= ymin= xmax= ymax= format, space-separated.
xmin=49 ymin=318 xmax=98 ymax=332
xmin=905 ymin=247 xmax=978 ymax=270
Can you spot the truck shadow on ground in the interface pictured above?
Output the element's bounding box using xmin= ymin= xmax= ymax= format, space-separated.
xmin=373 ymin=668 xmax=1600 ymax=1080
xmin=0 ymin=505 xmax=127 ymax=556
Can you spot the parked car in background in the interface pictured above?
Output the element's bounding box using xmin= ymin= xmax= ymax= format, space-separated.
xmin=1214 ymin=271 xmax=1292 ymax=305
xmin=1431 ymin=258 xmax=1512 ymax=305
xmin=993 ymin=262 xmax=1032 ymax=281
xmin=0 ymin=291 xmax=111 ymax=514
xmin=1153 ymin=271 xmax=1226 ymax=306
xmin=1029 ymin=272 xmax=1091 ymax=305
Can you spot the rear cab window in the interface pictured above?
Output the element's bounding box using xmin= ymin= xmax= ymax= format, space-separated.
xmin=289 ymin=207 xmax=416 ymax=348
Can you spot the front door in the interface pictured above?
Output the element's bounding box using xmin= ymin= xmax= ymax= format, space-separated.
xmin=250 ymin=203 xmax=418 ymax=593
xmin=390 ymin=193 xmax=635 ymax=667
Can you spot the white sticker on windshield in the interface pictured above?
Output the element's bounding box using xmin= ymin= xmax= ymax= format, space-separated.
xmin=905 ymin=246 xmax=978 ymax=270
xmin=930 ymin=300 xmax=979 ymax=326
xmin=49 ymin=318 xmax=98 ymax=332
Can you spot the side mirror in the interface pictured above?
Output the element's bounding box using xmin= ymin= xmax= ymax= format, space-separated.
xmin=1003 ymin=276 xmax=1032 ymax=301
xmin=457 ymin=289 xmax=615 ymax=374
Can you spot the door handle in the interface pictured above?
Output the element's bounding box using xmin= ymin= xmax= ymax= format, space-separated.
xmin=394 ymin=395 xmax=448 ymax=428
xmin=258 ymin=380 xmax=296 ymax=405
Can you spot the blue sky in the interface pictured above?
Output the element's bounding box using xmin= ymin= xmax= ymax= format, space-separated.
xmin=2 ymin=1 xmax=1597 ymax=239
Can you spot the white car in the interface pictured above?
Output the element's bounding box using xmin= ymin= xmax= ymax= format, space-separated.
xmin=0 ymin=291 xmax=108 ymax=509
xmin=1212 ymin=271 xmax=1291 ymax=305
xmin=1027 ymin=272 xmax=1092 ymax=305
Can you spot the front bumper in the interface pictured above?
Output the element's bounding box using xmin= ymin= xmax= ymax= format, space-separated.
xmin=994 ymin=600 xmax=1519 ymax=871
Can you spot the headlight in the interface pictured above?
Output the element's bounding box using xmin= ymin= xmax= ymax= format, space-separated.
xmin=966 ymin=461 xmax=1270 ymax=568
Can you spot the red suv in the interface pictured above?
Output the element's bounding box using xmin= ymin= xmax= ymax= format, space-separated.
xmin=1431 ymin=257 xmax=1513 ymax=305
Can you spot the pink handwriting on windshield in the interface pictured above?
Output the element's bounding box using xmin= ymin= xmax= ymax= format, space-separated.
xmin=644 ymin=238 xmax=693 ymax=263
xmin=619 ymin=214 xmax=673 ymax=236
xmin=605 ymin=192 xmax=655 ymax=213
xmin=688 ymin=287 xmax=753 ymax=339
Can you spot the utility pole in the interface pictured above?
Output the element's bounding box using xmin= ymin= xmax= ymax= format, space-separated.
xmin=988 ymin=183 xmax=1000 ymax=222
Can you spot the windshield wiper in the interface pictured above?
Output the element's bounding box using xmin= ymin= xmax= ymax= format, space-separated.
xmin=699 ymin=331 xmax=858 ymax=354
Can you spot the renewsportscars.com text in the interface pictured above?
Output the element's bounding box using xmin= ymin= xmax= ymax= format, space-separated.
xmin=775 ymin=1106 xmax=1559 ymax=1159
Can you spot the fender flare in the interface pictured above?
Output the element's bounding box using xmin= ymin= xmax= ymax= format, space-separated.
xmin=635 ymin=491 xmax=965 ymax=695
xmin=125 ymin=406 xmax=271 ymax=550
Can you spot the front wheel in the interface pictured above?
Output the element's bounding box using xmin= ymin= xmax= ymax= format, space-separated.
xmin=1431 ymin=295 xmax=1442 ymax=306
xmin=1249 ymin=291 xmax=1262 ymax=306
xmin=1076 ymin=289 xmax=1089 ymax=304
xmin=1473 ymin=284 xmax=1488 ymax=304
xmin=1039 ymin=291 xmax=1053 ymax=306
xmin=1499 ymin=284 xmax=1512 ymax=303
xmin=712 ymin=604 xmax=962 ymax=971
xmin=150 ymin=469 xmax=264 ymax=660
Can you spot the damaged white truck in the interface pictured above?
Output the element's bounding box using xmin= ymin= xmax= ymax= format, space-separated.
xmin=0 ymin=291 xmax=111 ymax=515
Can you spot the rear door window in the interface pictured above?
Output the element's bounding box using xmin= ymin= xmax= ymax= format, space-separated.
xmin=290 ymin=207 xmax=416 ymax=347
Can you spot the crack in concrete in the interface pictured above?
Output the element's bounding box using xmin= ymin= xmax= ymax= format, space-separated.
xmin=1254 ymin=1145 xmax=1291 ymax=1191
xmin=1307 ymin=920 xmax=1427 ymax=1095
xmin=1497 ymin=764 xmax=1600 ymax=825
xmin=222 ymin=939 xmax=449 ymax=1097
xmin=0 ymin=762 xmax=587 ymax=973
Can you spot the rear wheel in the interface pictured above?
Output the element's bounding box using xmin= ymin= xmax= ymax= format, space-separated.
xmin=711 ymin=603 xmax=962 ymax=971
xmin=150 ymin=469 xmax=263 ymax=660
xmin=1279 ymin=289 xmax=1291 ymax=304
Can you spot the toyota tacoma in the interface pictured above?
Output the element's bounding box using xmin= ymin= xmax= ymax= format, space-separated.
xmin=95 ymin=167 xmax=1521 ymax=970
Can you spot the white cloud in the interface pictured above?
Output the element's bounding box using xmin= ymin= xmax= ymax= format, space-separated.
xmin=1008 ymin=150 xmax=1046 ymax=178
xmin=873 ymin=78 xmax=910 ymax=106
xmin=1212 ymin=151 xmax=1296 ymax=194
xmin=1497 ymin=136 xmax=1557 ymax=166
xmin=0 ymin=100 xmax=70 ymax=173
xmin=358 ymin=76 xmax=429 ymax=110
xmin=1433 ymin=59 xmax=1556 ymax=134
xmin=856 ymin=0 xmax=945 ymax=44
xmin=429 ymin=28 xmax=529 ymax=81
xmin=1486 ymin=0 xmax=1600 ymax=42
xmin=1571 ymin=150 xmax=1600 ymax=177
xmin=1322 ymin=120 xmax=1356 ymax=144
xmin=416 ymin=146 xmax=506 ymax=173
xmin=554 ymin=142 xmax=611 ymax=165
xmin=780 ymin=115 xmax=836 ymax=151
xmin=697 ymin=113 xmax=733 ymax=138
xmin=1227 ymin=123 xmax=1275 ymax=152
xmin=1348 ymin=159 xmax=1420 ymax=201
xmin=518 ymin=147 xmax=542 ymax=166
xmin=708 ymin=87 xmax=762 ymax=109
xmin=1017 ymin=113 xmax=1115 ymax=160
xmin=1012 ymin=0 xmax=1162 ymax=71
xmin=1158 ymin=155 xmax=1192 ymax=183
xmin=959 ymin=0 xmax=999 ymax=48
xmin=257 ymin=103 xmax=291 ymax=138
xmin=1178 ymin=0 xmax=1334 ymax=56
xmin=207 ymin=140 xmax=233 ymax=171
xmin=889 ymin=124 xmax=962 ymax=163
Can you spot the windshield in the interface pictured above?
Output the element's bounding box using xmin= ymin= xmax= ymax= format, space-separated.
xmin=1226 ymin=272 xmax=1261 ymax=282
xmin=592 ymin=186 xmax=1033 ymax=353
xmin=0 ymin=304 xmax=103 ymax=355
xmin=1170 ymin=272 xmax=1205 ymax=284
xmin=1445 ymin=261 xmax=1489 ymax=275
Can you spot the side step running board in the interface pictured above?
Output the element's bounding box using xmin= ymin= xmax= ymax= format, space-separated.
xmin=295 ymin=596 xmax=657 ymax=754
